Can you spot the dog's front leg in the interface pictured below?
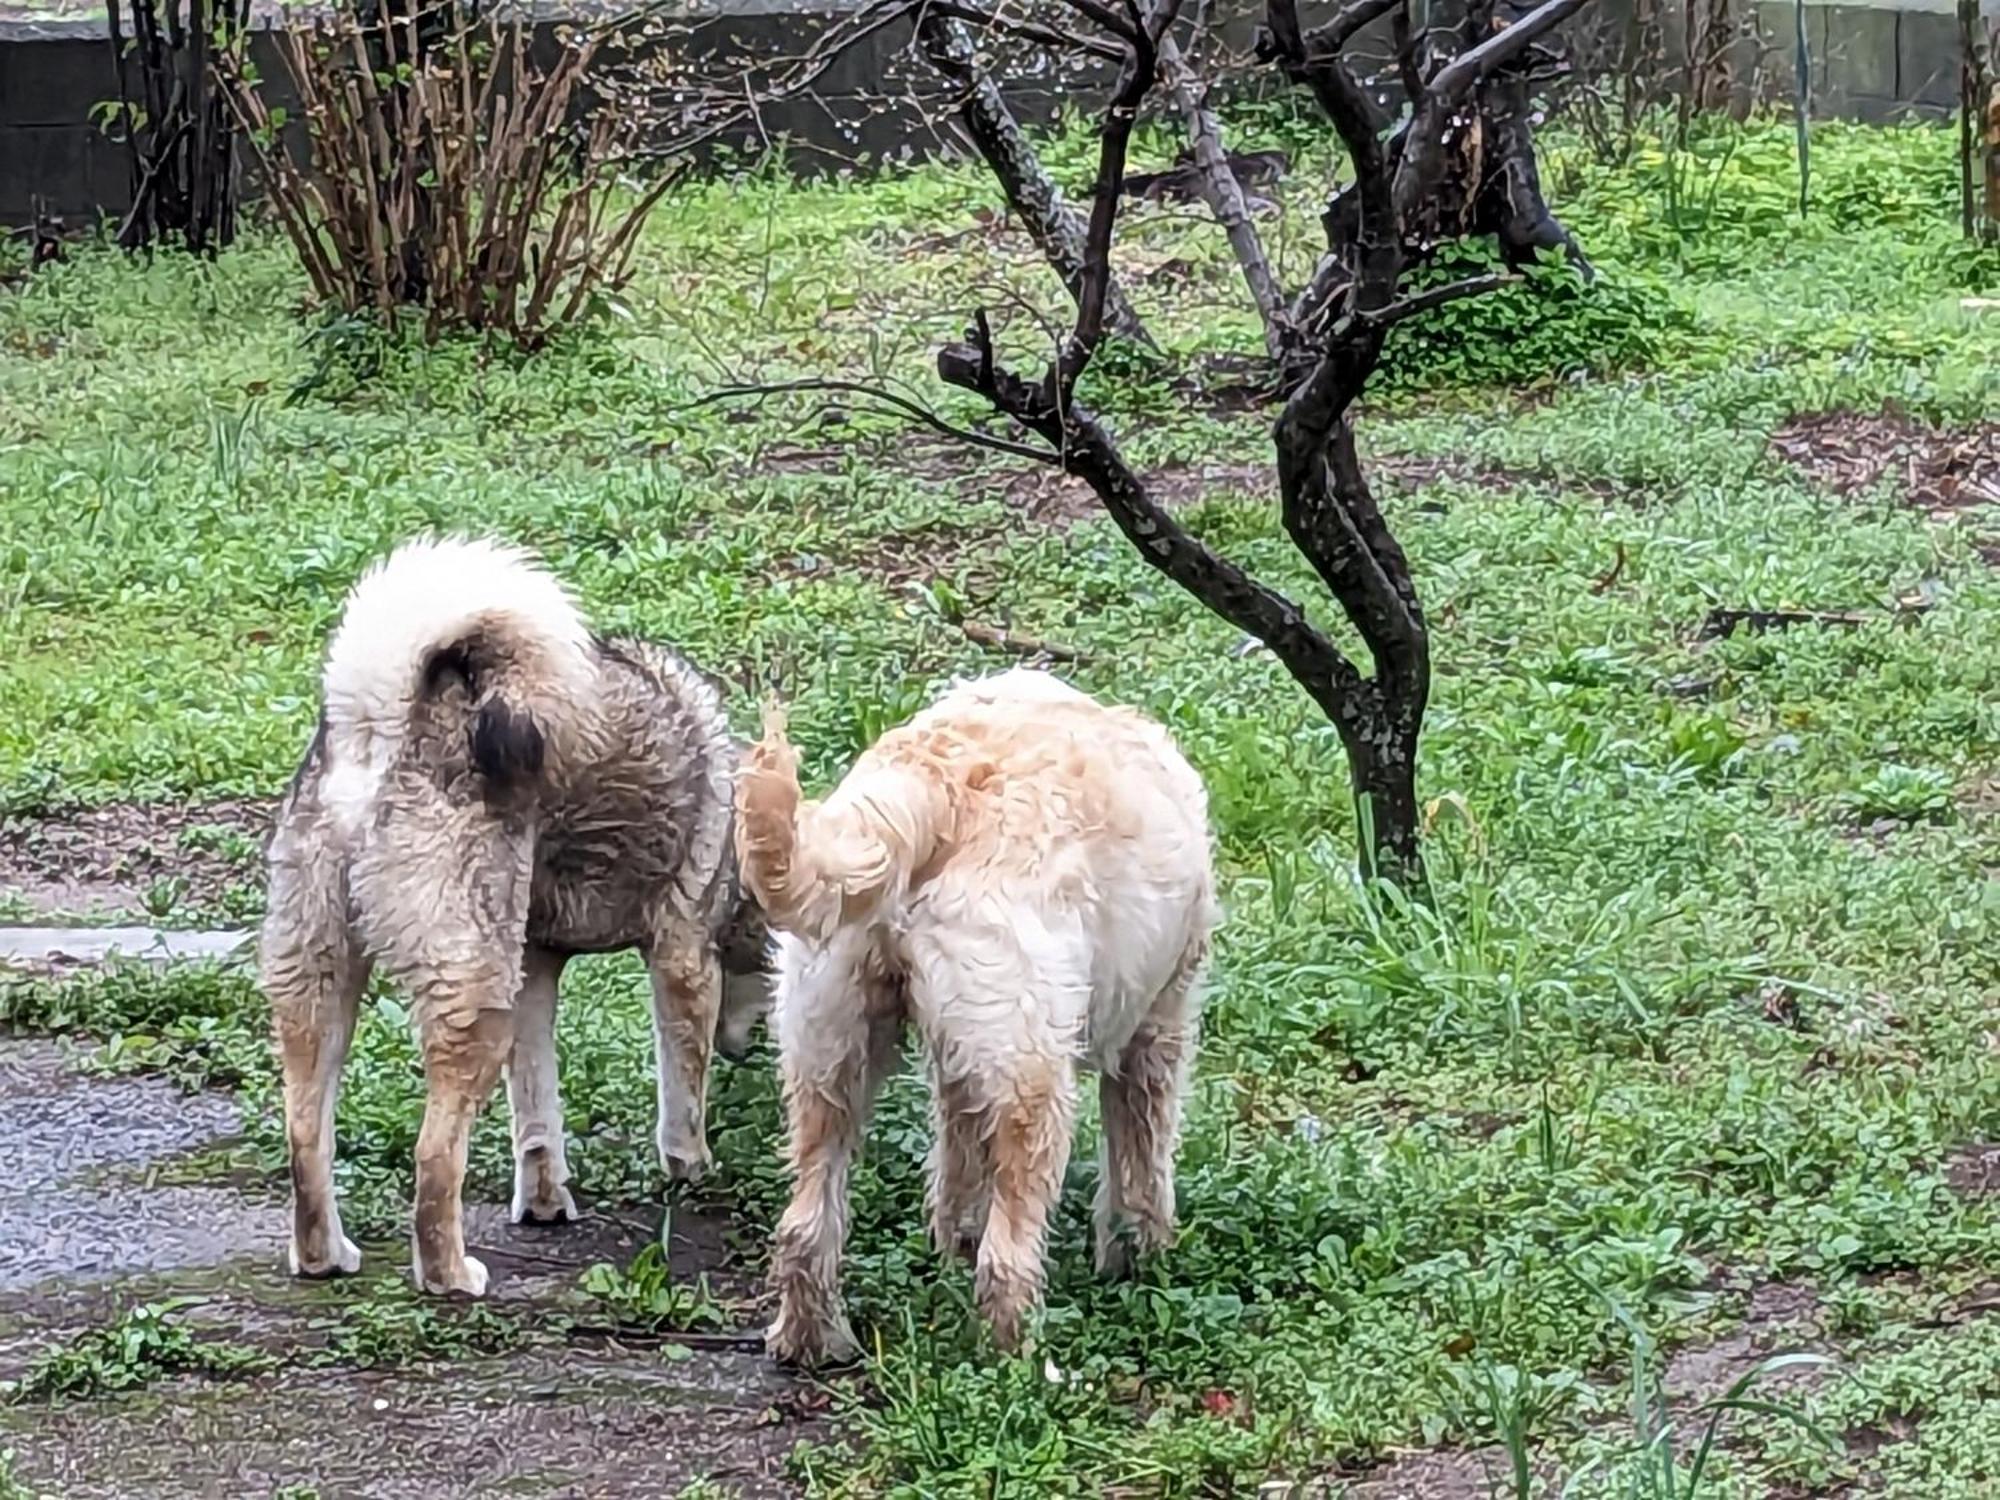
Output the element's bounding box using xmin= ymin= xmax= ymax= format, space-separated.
xmin=648 ymin=928 xmax=721 ymax=1183
xmin=506 ymin=945 xmax=577 ymax=1224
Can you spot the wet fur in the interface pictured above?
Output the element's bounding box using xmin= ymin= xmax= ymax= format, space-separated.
xmin=737 ymin=669 xmax=1216 ymax=1362
xmin=263 ymin=537 xmax=770 ymax=1297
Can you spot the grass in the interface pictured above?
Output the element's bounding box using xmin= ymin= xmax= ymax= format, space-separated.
xmin=2 ymin=111 xmax=1998 ymax=1495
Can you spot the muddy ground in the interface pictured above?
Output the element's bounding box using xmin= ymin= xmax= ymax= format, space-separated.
xmin=0 ymin=1034 xmax=825 ymax=1498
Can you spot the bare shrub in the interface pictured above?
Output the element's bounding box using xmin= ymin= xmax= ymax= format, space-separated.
xmin=217 ymin=4 xmax=676 ymax=347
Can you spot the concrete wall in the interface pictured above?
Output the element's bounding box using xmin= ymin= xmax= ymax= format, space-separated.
xmin=0 ymin=0 xmax=1991 ymax=227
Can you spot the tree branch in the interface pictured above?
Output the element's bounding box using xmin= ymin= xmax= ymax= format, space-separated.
xmin=676 ymin=377 xmax=1060 ymax=465
xmin=1302 ymin=0 xmax=1405 ymax=56
xmin=1157 ymin=33 xmax=1289 ymax=359
xmin=916 ymin=5 xmax=1153 ymax=345
xmin=1361 ymin=271 xmax=1519 ymax=326
xmin=937 ymin=329 xmax=1372 ymax=727
xmin=1427 ymin=0 xmax=1593 ymax=100
xmin=1049 ymin=0 xmax=1182 ymax=401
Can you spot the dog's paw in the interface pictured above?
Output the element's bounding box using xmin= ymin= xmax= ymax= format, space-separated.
xmin=659 ymin=1131 xmax=713 ymax=1184
xmin=289 ymin=1233 xmax=362 ymax=1279
xmin=766 ymin=1311 xmax=861 ymax=1369
xmin=413 ymin=1253 xmax=490 ymax=1298
xmin=510 ymin=1181 xmax=579 ymax=1227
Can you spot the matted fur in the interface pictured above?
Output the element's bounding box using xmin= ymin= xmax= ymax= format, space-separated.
xmin=737 ymin=668 xmax=1217 ymax=1362
xmin=263 ymin=536 xmax=770 ymax=1297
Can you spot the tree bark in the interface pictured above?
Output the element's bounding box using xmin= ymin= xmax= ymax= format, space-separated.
xmin=916 ymin=10 xmax=1152 ymax=345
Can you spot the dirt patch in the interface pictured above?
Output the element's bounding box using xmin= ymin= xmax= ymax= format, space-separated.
xmin=1336 ymin=1445 xmax=1522 ymax=1498
xmin=1 ymin=1346 xmax=818 ymax=1499
xmin=785 ymin=520 xmax=1007 ymax=596
xmin=1663 ymin=1282 xmax=1826 ymax=1404
xmin=1770 ymin=409 xmax=2000 ymax=518
xmin=0 ymin=797 xmax=271 ymax=921
xmin=1945 ymin=1141 xmax=2000 ymax=1198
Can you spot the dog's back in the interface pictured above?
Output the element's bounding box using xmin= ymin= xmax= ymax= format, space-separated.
xmin=279 ymin=537 xmax=743 ymax=960
xmin=523 ymin=637 xmax=738 ymax=955
xmin=740 ymin=668 xmax=1214 ymax=1062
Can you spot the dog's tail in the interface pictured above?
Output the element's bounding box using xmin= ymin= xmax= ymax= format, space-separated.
xmin=319 ymin=536 xmax=595 ymax=812
xmin=735 ymin=702 xmax=948 ymax=941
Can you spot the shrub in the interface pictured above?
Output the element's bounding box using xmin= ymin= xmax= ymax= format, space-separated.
xmin=218 ymin=3 xmax=674 ymax=347
xmin=1376 ymin=243 xmax=1688 ymax=393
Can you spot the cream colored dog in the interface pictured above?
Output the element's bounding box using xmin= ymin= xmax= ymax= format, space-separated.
xmin=736 ymin=669 xmax=1217 ymax=1362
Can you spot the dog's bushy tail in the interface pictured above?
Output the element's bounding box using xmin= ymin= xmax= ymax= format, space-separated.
xmin=736 ymin=702 xmax=947 ymax=940
xmin=320 ymin=536 xmax=594 ymax=808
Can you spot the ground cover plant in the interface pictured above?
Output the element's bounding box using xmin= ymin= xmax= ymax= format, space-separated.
xmin=1 ymin=110 xmax=1998 ymax=1495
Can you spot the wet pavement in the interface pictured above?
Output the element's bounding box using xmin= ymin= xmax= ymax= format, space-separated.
xmin=0 ymin=1036 xmax=282 ymax=1293
xmin=0 ymin=926 xmax=251 ymax=968
xmin=0 ymin=1036 xmax=819 ymax=1496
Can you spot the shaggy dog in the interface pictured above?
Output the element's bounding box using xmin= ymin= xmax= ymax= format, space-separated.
xmin=736 ymin=669 xmax=1217 ymax=1362
xmin=262 ymin=537 xmax=769 ymax=1297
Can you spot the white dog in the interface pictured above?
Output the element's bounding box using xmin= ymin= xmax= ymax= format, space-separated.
xmin=735 ymin=669 xmax=1217 ymax=1362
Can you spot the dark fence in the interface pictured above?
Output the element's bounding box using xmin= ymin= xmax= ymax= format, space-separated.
xmin=0 ymin=0 xmax=1987 ymax=227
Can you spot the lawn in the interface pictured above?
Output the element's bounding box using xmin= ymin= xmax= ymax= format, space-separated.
xmin=2 ymin=112 xmax=1998 ymax=1496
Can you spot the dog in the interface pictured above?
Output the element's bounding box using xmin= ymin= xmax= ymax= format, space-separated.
xmin=735 ymin=668 xmax=1217 ymax=1362
xmin=261 ymin=536 xmax=770 ymax=1297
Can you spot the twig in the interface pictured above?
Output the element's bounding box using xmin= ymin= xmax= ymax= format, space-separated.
xmin=564 ymin=1323 xmax=770 ymax=1351
xmin=1589 ymin=542 xmax=1626 ymax=594
xmin=961 ymin=621 xmax=1086 ymax=661
xmin=676 ymin=378 xmax=1058 ymax=465
xmin=1697 ymin=605 xmax=1926 ymax=640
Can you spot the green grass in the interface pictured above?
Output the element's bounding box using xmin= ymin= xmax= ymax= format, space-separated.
xmin=2 ymin=114 xmax=1998 ymax=1495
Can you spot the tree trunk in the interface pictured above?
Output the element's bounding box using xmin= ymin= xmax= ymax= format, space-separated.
xmin=1346 ymin=734 xmax=1422 ymax=881
xmin=1987 ymin=70 xmax=2000 ymax=239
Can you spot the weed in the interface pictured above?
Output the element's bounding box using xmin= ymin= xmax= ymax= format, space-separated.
xmin=5 ymin=1302 xmax=272 ymax=1404
xmin=579 ymin=1244 xmax=732 ymax=1333
xmin=1838 ymin=764 xmax=1957 ymax=824
xmin=311 ymin=1284 xmax=528 ymax=1368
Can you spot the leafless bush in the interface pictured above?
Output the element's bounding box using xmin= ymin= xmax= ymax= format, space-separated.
xmin=105 ymin=0 xmax=248 ymax=252
xmin=217 ymin=4 xmax=676 ymax=347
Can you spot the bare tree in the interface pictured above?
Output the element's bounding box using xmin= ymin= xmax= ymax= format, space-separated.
xmin=911 ymin=0 xmax=1593 ymax=879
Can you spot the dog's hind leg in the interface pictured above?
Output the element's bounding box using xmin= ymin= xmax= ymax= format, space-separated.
xmin=648 ymin=923 xmax=722 ymax=1183
xmin=411 ymin=1002 xmax=515 ymax=1295
xmin=1094 ymin=935 xmax=1205 ymax=1278
xmin=977 ymin=1053 xmax=1078 ymax=1353
xmin=767 ymin=937 xmax=904 ymax=1366
xmin=356 ymin=802 xmax=534 ymax=1297
xmin=264 ymin=841 xmax=369 ymax=1280
xmin=507 ymin=945 xmax=575 ymax=1225
xmin=926 ymin=1061 xmax=989 ymax=1264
